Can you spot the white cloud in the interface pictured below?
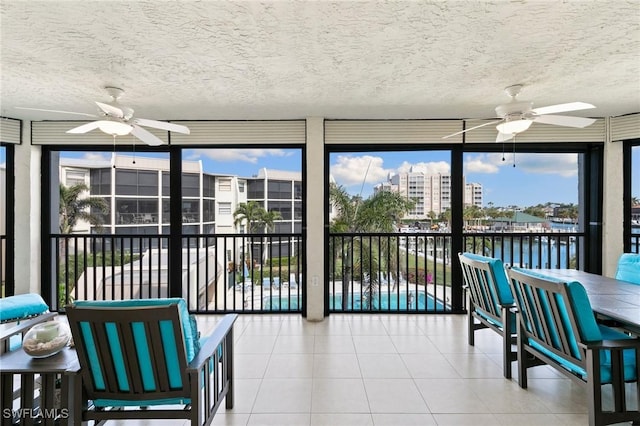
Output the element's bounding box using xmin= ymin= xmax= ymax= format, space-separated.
xmin=512 ymin=153 xmax=577 ymax=177
xmin=83 ymin=153 xmax=111 ymax=162
xmin=331 ymin=155 xmax=390 ymax=187
xmin=465 ymin=153 xmax=577 ymax=177
xmin=465 ymin=155 xmax=500 ymax=174
xmin=397 ymin=161 xmax=450 ymax=175
xmin=186 ymin=148 xmax=291 ymax=164
xmin=332 ymin=156 xmax=456 ymax=190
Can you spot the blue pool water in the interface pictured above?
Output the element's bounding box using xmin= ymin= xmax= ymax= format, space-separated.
xmin=264 ymin=290 xmax=445 ymax=311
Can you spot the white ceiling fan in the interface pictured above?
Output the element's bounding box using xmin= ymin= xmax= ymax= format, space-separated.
xmin=16 ymin=87 xmax=190 ymax=146
xmin=442 ymin=84 xmax=596 ymax=142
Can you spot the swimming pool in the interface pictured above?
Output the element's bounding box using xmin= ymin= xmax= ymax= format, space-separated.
xmin=262 ymin=289 xmax=446 ymax=311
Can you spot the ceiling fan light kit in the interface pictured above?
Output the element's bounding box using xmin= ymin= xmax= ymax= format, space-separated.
xmin=496 ymin=118 xmax=533 ymax=135
xmin=442 ymin=84 xmax=596 ymax=142
xmin=96 ymin=120 xmax=133 ymax=136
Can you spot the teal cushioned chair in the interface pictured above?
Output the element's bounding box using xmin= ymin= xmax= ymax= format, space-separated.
xmin=66 ymin=298 xmax=237 ymax=425
xmin=615 ymin=253 xmax=640 ymax=285
xmin=0 ymin=293 xmax=55 ymax=353
xmin=458 ymin=252 xmax=516 ymax=378
xmin=507 ymin=267 xmax=640 ymax=426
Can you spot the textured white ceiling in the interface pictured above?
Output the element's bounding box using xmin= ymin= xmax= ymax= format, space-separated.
xmin=1 ymin=1 xmax=639 ymax=122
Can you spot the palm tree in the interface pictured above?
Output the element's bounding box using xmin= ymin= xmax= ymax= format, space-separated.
xmin=233 ymin=202 xmax=282 ymax=267
xmin=233 ymin=201 xmax=266 ymax=233
xmin=59 ymin=183 xmax=109 ymax=233
xmin=463 ymin=205 xmax=483 ymax=229
xmin=58 ymin=183 xmax=109 ymax=305
xmin=329 ymin=183 xmax=414 ymax=310
xmin=439 ymin=208 xmax=451 ymax=231
xmin=427 ymin=210 xmax=438 ymax=229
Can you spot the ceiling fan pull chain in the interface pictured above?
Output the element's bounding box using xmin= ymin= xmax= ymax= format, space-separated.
xmin=132 ymin=135 xmax=136 ymax=164
xmin=112 ymin=135 xmax=117 ymax=169
xmin=502 ymin=142 xmax=506 ymax=161
xmin=512 ymin=135 xmax=516 ymax=167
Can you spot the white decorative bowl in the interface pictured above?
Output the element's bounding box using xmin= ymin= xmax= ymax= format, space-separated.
xmin=22 ymin=320 xmax=71 ymax=358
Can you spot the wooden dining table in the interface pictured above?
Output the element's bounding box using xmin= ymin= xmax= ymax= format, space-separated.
xmin=533 ymin=269 xmax=640 ymax=333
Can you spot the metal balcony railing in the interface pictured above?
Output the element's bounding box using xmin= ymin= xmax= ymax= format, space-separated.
xmin=631 ymin=227 xmax=640 ymax=254
xmin=461 ymin=231 xmax=583 ymax=269
xmin=329 ymin=232 xmax=455 ymax=313
xmin=328 ymin=230 xmax=585 ymax=314
xmin=51 ymin=233 xmax=303 ymax=314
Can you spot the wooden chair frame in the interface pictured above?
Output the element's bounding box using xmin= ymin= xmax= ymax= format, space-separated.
xmin=458 ymin=253 xmax=516 ymax=378
xmin=507 ymin=267 xmax=640 ymax=426
xmin=66 ymin=304 xmax=237 ymax=426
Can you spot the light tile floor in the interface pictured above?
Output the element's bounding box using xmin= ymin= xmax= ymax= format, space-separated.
xmin=104 ymin=314 xmax=639 ymax=425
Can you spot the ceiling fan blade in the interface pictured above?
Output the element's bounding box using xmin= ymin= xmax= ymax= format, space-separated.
xmin=531 ymin=102 xmax=595 ymax=115
xmin=442 ymin=119 xmax=502 ymax=139
xmin=66 ymin=121 xmax=101 ymax=134
xmin=533 ymin=115 xmax=596 ymax=128
xmin=130 ymin=125 xmax=164 ymax=146
xmin=95 ymin=101 xmax=125 ymax=118
xmin=15 ymin=106 xmax=97 ymax=118
xmin=134 ymin=118 xmax=191 ymax=134
xmin=496 ymin=132 xmax=514 ymax=142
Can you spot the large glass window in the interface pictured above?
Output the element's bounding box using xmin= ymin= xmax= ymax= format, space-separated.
xmin=182 ymin=173 xmax=199 ymax=197
xmin=162 ymin=172 xmax=169 ymax=196
xmin=115 ymin=199 xmax=159 ymax=224
xmin=274 ymin=222 xmax=292 ymax=233
xmin=54 ymin=151 xmax=169 ymax=234
xmin=90 ymin=169 xmax=111 ymax=195
xmin=115 ymin=169 xmax=158 ymax=196
xmin=182 ymin=200 xmax=199 ymax=223
xmin=463 ymin=151 xmax=582 ymax=268
xmin=247 ymin=180 xmax=264 ymax=199
xmin=162 ymin=199 xmax=170 ymax=224
xmin=203 ymin=199 xmax=215 ymax=222
xmin=181 ymin=147 xmax=302 ymax=236
xmin=268 ymin=201 xmax=292 ymax=220
xmin=330 ymin=151 xmax=454 ymax=224
xmin=294 ymin=201 xmax=302 ymax=220
xmin=47 ymin=147 xmax=303 ymax=314
xmin=203 ymin=174 xmax=215 ymax=197
xmin=328 ymin=147 xmax=595 ymax=313
xmin=463 ymin=151 xmax=580 ymax=223
xmin=267 ymin=180 xmax=292 ymax=199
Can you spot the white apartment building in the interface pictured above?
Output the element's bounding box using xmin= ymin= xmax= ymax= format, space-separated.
xmin=58 ymin=154 xmax=301 ymax=236
xmin=464 ymin=182 xmax=483 ymax=209
xmin=375 ymin=170 xmax=483 ymax=219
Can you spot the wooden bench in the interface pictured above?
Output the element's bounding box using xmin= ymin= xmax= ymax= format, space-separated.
xmin=507 ymin=267 xmax=640 ymax=426
xmin=458 ymin=252 xmax=517 ymax=378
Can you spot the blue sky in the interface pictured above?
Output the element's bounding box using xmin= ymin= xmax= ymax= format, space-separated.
xmin=336 ymin=149 xmax=640 ymax=207
xmin=331 ymin=151 xmax=584 ymax=207
xmin=4 ymin=145 xmax=638 ymax=208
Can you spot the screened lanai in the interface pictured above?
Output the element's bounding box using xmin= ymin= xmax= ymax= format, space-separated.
xmin=2 ymin=3 xmax=640 ymax=425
